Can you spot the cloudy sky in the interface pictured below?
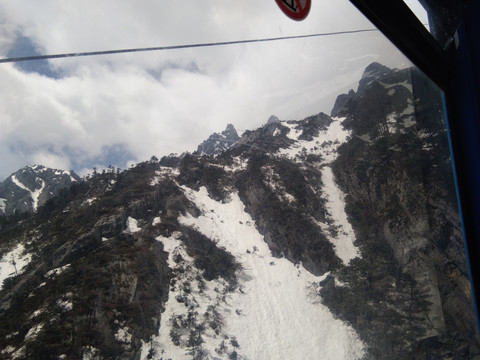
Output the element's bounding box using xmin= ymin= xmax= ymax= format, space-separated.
xmin=0 ymin=0 xmax=417 ymax=180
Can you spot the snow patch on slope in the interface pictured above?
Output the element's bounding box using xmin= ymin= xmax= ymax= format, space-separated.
xmin=321 ymin=167 xmax=360 ymax=263
xmin=67 ymin=170 xmax=78 ymax=183
xmin=277 ymin=117 xmax=349 ymax=163
xmin=151 ymin=167 xmax=180 ymax=186
xmin=82 ymin=197 xmax=96 ymax=206
xmin=115 ymin=327 xmax=133 ymax=344
xmin=24 ymin=323 xmax=44 ymax=341
xmin=143 ymin=186 xmax=364 ymax=359
xmin=82 ymin=346 xmax=100 ymax=360
xmin=124 ymin=217 xmax=141 ymax=234
xmin=31 ymin=179 xmax=45 ymax=211
xmin=0 ymin=243 xmax=32 ymax=291
xmin=10 ymin=174 xmax=46 ymax=211
xmin=380 ymin=80 xmax=413 ymax=93
xmin=223 ymin=156 xmax=248 ymax=173
xmin=11 ymin=175 xmax=30 ymax=192
xmin=283 ymin=121 xmax=303 ymax=141
xmin=0 ymin=198 xmax=7 ymax=212
xmin=44 ymin=264 xmax=71 ymax=279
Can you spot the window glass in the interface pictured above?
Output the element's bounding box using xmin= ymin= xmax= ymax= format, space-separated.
xmin=404 ymin=0 xmax=430 ymax=30
xmin=0 ymin=1 xmax=478 ymax=359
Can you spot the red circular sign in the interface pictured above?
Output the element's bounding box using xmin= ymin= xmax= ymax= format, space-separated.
xmin=275 ymin=0 xmax=311 ymax=21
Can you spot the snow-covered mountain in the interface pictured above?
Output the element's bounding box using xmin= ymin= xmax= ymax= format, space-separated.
xmin=0 ymin=63 xmax=478 ymax=360
xmin=0 ymin=165 xmax=80 ymax=216
xmin=196 ymin=124 xmax=240 ymax=156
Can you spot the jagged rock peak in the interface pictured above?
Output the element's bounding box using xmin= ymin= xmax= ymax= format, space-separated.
xmin=0 ymin=165 xmax=80 ymax=216
xmin=223 ymin=123 xmax=238 ymax=137
xmin=357 ymin=62 xmax=393 ymax=95
xmin=196 ymin=123 xmax=240 ymax=156
xmin=360 ymin=62 xmax=392 ymax=81
xmin=267 ymin=115 xmax=281 ymax=124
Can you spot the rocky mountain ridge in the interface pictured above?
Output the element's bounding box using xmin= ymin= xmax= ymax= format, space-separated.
xmin=196 ymin=124 xmax=240 ymax=156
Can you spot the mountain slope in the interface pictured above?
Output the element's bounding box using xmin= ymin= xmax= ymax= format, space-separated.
xmin=0 ymin=113 xmax=365 ymax=359
xmin=147 ymin=187 xmax=363 ymax=359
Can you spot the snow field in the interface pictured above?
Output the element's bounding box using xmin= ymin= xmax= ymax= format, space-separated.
xmin=277 ymin=118 xmax=349 ymax=164
xmin=142 ymin=186 xmax=364 ymax=359
xmin=320 ymin=167 xmax=360 ymax=264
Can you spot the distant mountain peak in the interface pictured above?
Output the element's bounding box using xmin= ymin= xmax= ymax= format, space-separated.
xmin=225 ymin=123 xmax=235 ymax=131
xmin=0 ymin=165 xmax=79 ymax=215
xmin=361 ymin=62 xmax=391 ymax=77
xmin=196 ymin=123 xmax=240 ymax=156
xmin=267 ymin=115 xmax=281 ymax=124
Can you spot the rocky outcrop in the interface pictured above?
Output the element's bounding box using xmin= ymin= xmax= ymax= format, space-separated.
xmin=331 ymin=89 xmax=356 ymax=118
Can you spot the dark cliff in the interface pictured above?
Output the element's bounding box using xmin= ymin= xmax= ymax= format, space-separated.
xmin=324 ymin=64 xmax=479 ymax=358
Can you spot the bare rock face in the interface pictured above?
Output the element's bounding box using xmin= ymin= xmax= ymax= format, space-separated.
xmin=331 ymin=89 xmax=356 ymax=118
xmin=326 ymin=64 xmax=479 ymax=358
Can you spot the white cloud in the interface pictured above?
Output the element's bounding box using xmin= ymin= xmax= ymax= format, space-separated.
xmin=0 ymin=0 xmax=412 ymax=179
xmin=30 ymin=150 xmax=71 ymax=171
